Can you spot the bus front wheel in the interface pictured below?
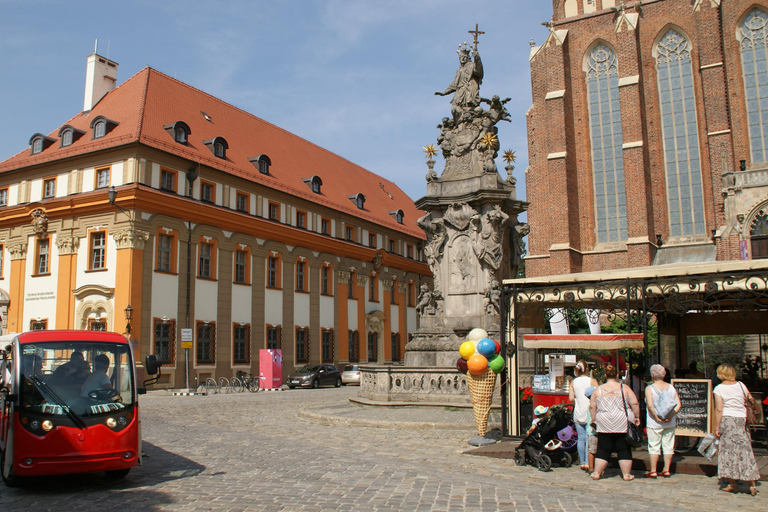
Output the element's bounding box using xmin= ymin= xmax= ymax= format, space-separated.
xmin=105 ymin=468 xmax=131 ymax=479
xmin=1 ymin=451 xmax=24 ymax=487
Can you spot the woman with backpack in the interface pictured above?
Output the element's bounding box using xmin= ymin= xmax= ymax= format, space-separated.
xmin=644 ymin=364 xmax=681 ymax=478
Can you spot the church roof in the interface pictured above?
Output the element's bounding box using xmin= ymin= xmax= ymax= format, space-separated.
xmin=0 ymin=67 xmax=424 ymax=239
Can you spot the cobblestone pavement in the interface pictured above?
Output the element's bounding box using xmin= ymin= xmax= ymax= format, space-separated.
xmin=0 ymin=387 xmax=765 ymax=511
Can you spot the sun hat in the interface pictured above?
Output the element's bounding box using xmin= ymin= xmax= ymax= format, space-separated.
xmin=584 ymin=386 xmax=596 ymax=398
xmin=533 ymin=405 xmax=549 ymax=416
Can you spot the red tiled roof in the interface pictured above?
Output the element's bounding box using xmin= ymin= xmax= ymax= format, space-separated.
xmin=0 ymin=67 xmax=424 ymax=239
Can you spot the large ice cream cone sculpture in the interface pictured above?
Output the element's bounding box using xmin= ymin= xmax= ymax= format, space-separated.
xmin=466 ymin=369 xmax=497 ymax=437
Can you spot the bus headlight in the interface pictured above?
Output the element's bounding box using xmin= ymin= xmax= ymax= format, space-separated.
xmin=42 ymin=420 xmax=54 ymax=432
xmin=106 ymin=417 xmax=117 ymax=428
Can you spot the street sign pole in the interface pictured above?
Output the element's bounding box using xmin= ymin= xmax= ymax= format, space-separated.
xmin=181 ymin=328 xmax=194 ymax=393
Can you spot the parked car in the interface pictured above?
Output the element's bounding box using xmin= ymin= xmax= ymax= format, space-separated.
xmin=287 ymin=364 xmax=341 ymax=389
xmin=341 ymin=364 xmax=361 ymax=385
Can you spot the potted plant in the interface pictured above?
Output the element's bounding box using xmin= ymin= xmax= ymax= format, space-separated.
xmin=519 ymin=386 xmax=533 ymax=430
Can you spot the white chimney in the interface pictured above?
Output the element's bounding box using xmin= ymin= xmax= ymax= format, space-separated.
xmin=83 ymin=41 xmax=118 ymax=112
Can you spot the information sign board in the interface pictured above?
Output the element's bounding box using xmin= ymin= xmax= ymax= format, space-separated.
xmin=671 ymin=379 xmax=712 ymax=437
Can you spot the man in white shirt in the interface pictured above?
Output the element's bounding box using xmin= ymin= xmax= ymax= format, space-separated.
xmin=81 ymin=354 xmax=112 ymax=397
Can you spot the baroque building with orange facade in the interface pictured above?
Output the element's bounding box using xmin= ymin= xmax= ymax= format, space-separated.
xmin=0 ymin=53 xmax=429 ymax=387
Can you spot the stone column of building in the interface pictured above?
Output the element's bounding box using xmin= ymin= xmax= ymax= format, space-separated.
xmin=55 ymin=235 xmax=79 ymax=329
xmin=113 ymin=228 xmax=149 ymax=358
xmin=336 ymin=269 xmax=350 ymax=363
xmin=7 ymin=242 xmax=27 ymax=333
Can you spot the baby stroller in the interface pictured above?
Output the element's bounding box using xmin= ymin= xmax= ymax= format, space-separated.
xmin=515 ymin=403 xmax=578 ymax=471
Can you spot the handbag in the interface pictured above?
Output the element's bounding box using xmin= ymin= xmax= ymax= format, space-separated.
xmin=621 ymin=385 xmax=643 ymax=447
xmin=741 ymin=383 xmax=761 ymax=429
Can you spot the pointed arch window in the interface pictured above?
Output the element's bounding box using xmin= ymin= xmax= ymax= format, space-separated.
xmin=750 ymin=209 xmax=768 ymax=259
xmin=655 ymin=29 xmax=705 ymax=238
xmin=739 ymin=9 xmax=768 ymax=163
xmin=586 ymin=43 xmax=627 ymax=243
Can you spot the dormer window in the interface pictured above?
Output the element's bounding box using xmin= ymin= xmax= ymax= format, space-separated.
xmin=28 ymin=134 xmax=55 ymax=155
xmin=302 ymin=176 xmax=323 ymax=194
xmin=89 ymin=116 xmax=119 ymax=139
xmin=57 ymin=125 xmax=85 ymax=148
xmin=203 ymin=137 xmax=228 ymax=159
xmin=248 ymin=154 xmax=271 ymax=175
xmin=163 ymin=121 xmax=191 ymax=145
xmin=348 ymin=193 xmax=366 ymax=210
xmin=389 ymin=209 xmax=405 ymax=224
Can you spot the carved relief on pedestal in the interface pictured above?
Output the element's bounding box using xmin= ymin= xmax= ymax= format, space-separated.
xmin=112 ymin=229 xmax=150 ymax=250
xmin=56 ymin=236 xmax=80 ymax=255
xmin=7 ymin=243 xmax=28 ymax=260
xmin=381 ymin=279 xmax=394 ymax=292
xmin=448 ymin=234 xmax=476 ymax=293
xmin=337 ymin=270 xmax=351 ymax=281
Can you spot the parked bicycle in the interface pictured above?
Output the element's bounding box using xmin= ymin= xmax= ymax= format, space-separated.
xmin=236 ymin=370 xmax=261 ymax=393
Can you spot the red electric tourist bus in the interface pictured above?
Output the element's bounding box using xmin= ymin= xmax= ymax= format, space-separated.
xmin=0 ymin=330 xmax=159 ymax=486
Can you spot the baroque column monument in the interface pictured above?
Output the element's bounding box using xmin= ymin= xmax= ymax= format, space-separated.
xmin=406 ymin=26 xmax=529 ymax=367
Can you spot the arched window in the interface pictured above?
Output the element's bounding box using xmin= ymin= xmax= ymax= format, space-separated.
xmin=175 ymin=125 xmax=188 ymax=144
xmin=61 ymin=130 xmax=73 ymax=147
xmin=655 ymin=28 xmax=705 ymax=237
xmin=750 ymin=210 xmax=768 ymax=259
xmin=739 ymin=9 xmax=768 ymax=163
xmin=93 ymin=120 xmax=106 ymax=139
xmin=586 ymin=43 xmax=627 ymax=243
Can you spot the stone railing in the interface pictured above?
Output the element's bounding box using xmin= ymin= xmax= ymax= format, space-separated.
xmin=358 ymin=365 xmax=500 ymax=404
xmin=729 ymin=168 xmax=768 ymax=189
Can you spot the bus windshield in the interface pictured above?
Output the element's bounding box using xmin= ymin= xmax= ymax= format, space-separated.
xmin=19 ymin=341 xmax=134 ymax=417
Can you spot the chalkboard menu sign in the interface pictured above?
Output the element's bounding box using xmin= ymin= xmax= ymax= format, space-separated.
xmin=671 ymin=379 xmax=712 ymax=437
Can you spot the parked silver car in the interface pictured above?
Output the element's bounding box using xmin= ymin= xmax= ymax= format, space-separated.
xmin=341 ymin=364 xmax=361 ymax=385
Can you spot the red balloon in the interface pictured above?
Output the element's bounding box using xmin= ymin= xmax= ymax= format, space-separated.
xmin=456 ymin=357 xmax=468 ymax=374
xmin=493 ymin=339 xmax=501 ymax=354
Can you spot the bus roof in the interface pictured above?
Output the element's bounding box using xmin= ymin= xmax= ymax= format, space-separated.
xmin=16 ymin=330 xmax=129 ymax=344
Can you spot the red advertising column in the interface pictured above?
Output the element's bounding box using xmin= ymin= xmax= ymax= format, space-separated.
xmin=259 ymin=349 xmax=283 ymax=389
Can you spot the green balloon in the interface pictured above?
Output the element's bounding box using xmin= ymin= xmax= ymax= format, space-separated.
xmin=489 ymin=354 xmax=505 ymax=374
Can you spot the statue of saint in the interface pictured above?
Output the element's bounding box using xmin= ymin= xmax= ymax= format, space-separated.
xmin=435 ymin=45 xmax=484 ymax=124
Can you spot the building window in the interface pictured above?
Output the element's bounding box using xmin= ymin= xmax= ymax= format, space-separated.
xmin=345 ymin=225 xmax=354 ymax=242
xmin=268 ymin=202 xmax=280 ymax=221
xmin=93 ymin=120 xmax=106 ymax=139
xmin=214 ymin=141 xmax=226 ymax=159
xmin=751 ymin=210 xmax=768 ymax=259
xmin=312 ymin=177 xmax=322 ymax=194
xmin=174 ymin=125 xmax=188 ymax=144
xmin=321 ymin=329 xmax=334 ymax=363
xmin=196 ymin=322 xmax=216 ymax=365
xmin=36 ymin=237 xmax=50 ymax=274
xmin=157 ymin=233 xmax=174 ymax=272
xmin=396 ymin=210 xmax=403 ymax=224
xmin=95 ymin=167 xmax=110 ymax=189
xmin=389 ymin=239 xmax=396 ymax=253
xmin=61 ymin=130 xmax=73 ymax=147
xmin=407 ymin=282 xmax=414 ymax=307
xmin=348 ymin=330 xmax=359 ymax=362
xmin=267 ymin=255 xmax=281 ymax=288
xmin=250 ymin=154 xmax=271 ymax=175
xmin=89 ymin=231 xmax=106 ymax=270
xmin=234 ymin=249 xmax=249 ymax=284
xmin=321 ymin=218 xmax=330 ymax=235
xmin=390 ymin=279 xmax=397 ymax=305
xmin=296 ymin=259 xmax=307 ymax=292
xmin=740 ymin=9 xmax=768 ymax=163
xmin=296 ymin=210 xmax=306 ymax=229
xmin=655 ymin=29 xmax=705 ymax=237
xmin=197 ymin=242 xmax=213 ymax=279
xmin=161 ymin=169 xmax=176 ymax=192
xmin=154 ymin=318 xmax=176 ymax=365
xmin=0 ymin=243 xmax=3 ymax=276
xmin=296 ymin=327 xmax=309 ymax=363
xmin=352 ymin=193 xmax=365 ymax=209
xmin=0 ymin=188 xmax=7 ymax=207
xmin=200 ymin=181 xmax=214 ymax=203
xmin=43 ymin=178 xmax=56 ymax=198
xmin=368 ymin=233 xmax=376 ymax=248
xmin=406 ymin=244 xmax=414 ymax=259
xmin=367 ymin=332 xmax=378 ymax=362
xmin=88 ymin=318 xmax=107 ymax=331
xmin=369 ymin=274 xmax=377 ymax=301
xmin=32 ymin=138 xmax=42 ymax=154
xmin=586 ymin=43 xmax=627 ymax=243
xmin=267 ymin=325 xmax=282 ymax=350
xmin=391 ymin=333 xmax=401 ymax=362
xmin=321 ymin=266 xmax=332 ymax=295
xmin=348 ymin=271 xmax=355 ymax=299
xmin=236 ymin=192 xmax=249 ymax=213
xmin=233 ymin=324 xmax=250 ymax=365
xmin=30 ymin=319 xmax=48 ymax=331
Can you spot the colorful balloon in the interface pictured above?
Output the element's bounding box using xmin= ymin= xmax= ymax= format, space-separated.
xmin=456 ymin=357 xmax=468 ymax=374
xmin=467 ymin=354 xmax=489 ymax=376
xmin=459 ymin=341 xmax=476 ymax=361
xmin=493 ymin=339 xmax=501 ymax=354
xmin=467 ymin=328 xmax=488 ymax=342
xmin=489 ymin=354 xmax=505 ymax=373
xmin=476 ymin=338 xmax=496 ymax=358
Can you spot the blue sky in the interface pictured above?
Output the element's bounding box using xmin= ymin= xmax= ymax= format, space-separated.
xmin=0 ymin=0 xmax=553 ymax=204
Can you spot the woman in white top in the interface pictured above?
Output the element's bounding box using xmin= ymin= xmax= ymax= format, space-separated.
xmin=644 ymin=364 xmax=681 ymax=478
xmin=569 ymin=360 xmax=597 ymax=471
xmin=713 ymin=364 xmax=760 ymax=495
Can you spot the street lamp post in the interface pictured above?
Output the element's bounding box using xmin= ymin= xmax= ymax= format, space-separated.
xmin=124 ymin=304 xmax=133 ymax=335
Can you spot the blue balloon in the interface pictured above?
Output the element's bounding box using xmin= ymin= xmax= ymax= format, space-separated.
xmin=476 ymin=338 xmax=496 ymax=358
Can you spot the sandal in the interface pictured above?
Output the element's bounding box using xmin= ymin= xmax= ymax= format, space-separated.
xmin=644 ymin=471 xmax=658 ymax=479
xmin=590 ymin=472 xmax=602 ymax=480
xmin=623 ymin=474 xmax=635 ymax=481
xmin=750 ymin=486 xmax=758 ymax=496
xmin=580 ymin=464 xmax=589 ymax=471
xmin=721 ymin=485 xmax=736 ymax=493
xmin=659 ymin=471 xmax=671 ymax=478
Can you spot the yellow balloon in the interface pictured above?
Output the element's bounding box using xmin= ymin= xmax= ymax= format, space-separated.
xmin=459 ymin=341 xmax=476 ymax=361
xmin=467 ymin=328 xmax=488 ymax=342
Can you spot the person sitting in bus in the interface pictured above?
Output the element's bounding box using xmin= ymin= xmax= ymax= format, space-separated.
xmin=81 ymin=354 xmax=112 ymax=397
xmin=52 ymin=351 xmax=89 ymax=384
